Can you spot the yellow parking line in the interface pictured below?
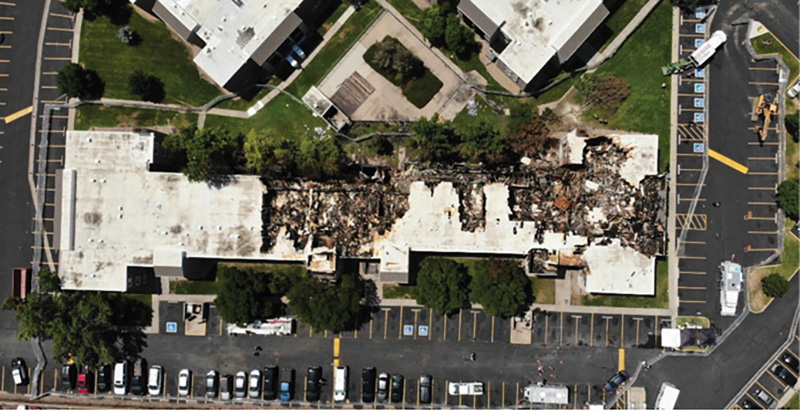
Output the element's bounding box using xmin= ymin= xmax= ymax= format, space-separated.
xmin=398 ymin=306 xmax=403 ymax=339
xmin=748 ymin=187 xmax=776 ymax=191
xmin=0 ymin=31 xmax=11 ymax=34
xmin=44 ymin=43 xmax=69 ymax=47
xmin=748 ymin=216 xmax=776 ymax=221
xmin=748 ymin=142 xmax=779 ymax=146
xmin=680 ymin=271 xmax=706 ymax=275
xmin=749 ymin=171 xmax=778 ymax=176
xmin=46 ymin=27 xmax=73 ymax=32
xmin=677 ymin=182 xmax=707 ymax=186
xmin=618 ymin=348 xmax=625 ymax=371
xmin=0 ymin=1 xmax=15 ymax=5
xmin=749 ymin=67 xmax=777 ymax=71
xmin=590 ymin=313 xmax=594 ymax=346
xmin=678 ymin=197 xmax=706 ymax=203
xmin=50 ymin=12 xmax=73 ymax=18
xmin=679 ymin=240 xmax=706 ymax=244
xmin=678 ymin=286 xmax=706 ymax=290
xmin=709 ymin=149 xmax=748 ymax=174
xmin=4 ymin=106 xmax=32 ymax=124
xmin=44 ymin=57 xmax=71 ymax=61
xmin=678 ymin=153 xmax=703 ymax=157
xmin=749 ymin=201 xmax=777 ymax=205
xmin=679 ymin=299 xmax=706 ymax=304
xmin=749 ymin=230 xmax=778 ymax=235
xmin=748 ymin=157 xmax=776 ymax=161
xmin=747 ymin=248 xmax=779 ymax=253
xmin=680 ymin=256 xmax=706 ymax=260
xmin=0 ymin=16 xmax=12 ymax=20
xmin=749 ymin=81 xmax=780 ymax=86
xmin=0 ymin=45 xmax=10 ymax=49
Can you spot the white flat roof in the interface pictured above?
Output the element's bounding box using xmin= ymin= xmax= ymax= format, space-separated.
xmin=58 ymin=131 xmax=268 ymax=291
xmin=583 ymin=239 xmax=655 ymax=295
xmin=158 ymin=0 xmax=303 ymax=86
xmin=469 ymin=0 xmax=607 ymax=83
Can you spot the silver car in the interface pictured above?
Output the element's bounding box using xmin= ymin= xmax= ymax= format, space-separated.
xmin=249 ymin=369 xmax=262 ymax=399
xmin=234 ymin=371 xmax=247 ymax=399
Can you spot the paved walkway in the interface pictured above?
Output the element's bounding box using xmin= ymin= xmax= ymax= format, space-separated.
xmin=587 ymin=0 xmax=662 ymax=70
xmin=379 ymin=297 xmax=672 ymax=316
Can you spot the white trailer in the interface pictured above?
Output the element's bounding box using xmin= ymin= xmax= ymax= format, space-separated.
xmin=227 ymin=317 xmax=294 ymax=336
xmin=524 ymin=385 xmax=569 ymax=405
xmin=655 ymin=382 xmax=680 ymax=410
xmin=448 ymin=382 xmax=484 ymax=396
xmin=689 ymin=31 xmax=727 ymax=67
xmin=720 ymin=261 xmax=742 ymax=317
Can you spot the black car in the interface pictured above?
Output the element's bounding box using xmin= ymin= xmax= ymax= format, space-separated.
xmin=741 ymin=399 xmax=762 ymax=409
xmin=62 ymin=363 xmax=77 ymax=390
xmin=604 ymin=370 xmax=629 ymax=392
xmin=419 ymin=375 xmax=432 ymax=404
xmin=263 ymin=365 xmax=279 ymax=401
xmin=771 ymin=364 xmax=798 ymax=387
xmin=306 ymin=366 xmax=322 ymax=402
xmin=782 ymin=353 xmax=799 ymax=372
xmin=362 ymin=367 xmax=376 ymax=403
xmin=391 ymin=374 xmax=404 ymax=403
xmin=97 ymin=364 xmax=111 ymax=393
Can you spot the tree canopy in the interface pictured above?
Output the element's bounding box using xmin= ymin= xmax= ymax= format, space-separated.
xmin=409 ymin=115 xmax=461 ymax=163
xmin=419 ymin=6 xmax=447 ymax=47
xmin=469 ymin=259 xmax=532 ymax=318
xmin=38 ymin=268 xmax=62 ymax=293
xmin=57 ymin=63 xmax=105 ymax=100
xmin=762 ymin=273 xmax=790 ymax=298
xmin=777 ymin=179 xmax=799 ymax=221
xmin=414 ymin=257 xmax=470 ymax=316
xmin=460 ymin=120 xmax=512 ymax=166
xmin=2 ymin=289 xmax=151 ymax=368
xmin=287 ymin=273 xmax=362 ymax=332
xmin=213 ymin=265 xmax=297 ymax=326
xmin=444 ymin=15 xmax=476 ymax=58
xmin=577 ymin=73 xmax=631 ymax=115
xmin=128 ymin=70 xmax=165 ymax=103
xmin=163 ymin=125 xmax=243 ymax=183
xmin=368 ymin=37 xmax=424 ymax=83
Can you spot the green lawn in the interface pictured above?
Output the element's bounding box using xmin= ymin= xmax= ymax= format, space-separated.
xmin=363 ymin=37 xmax=443 ymax=108
xmin=783 ymin=393 xmax=799 ymax=410
xmin=79 ymin=10 xmax=221 ymax=106
xmin=204 ymin=93 xmax=327 ymax=137
xmin=383 ymin=284 xmax=416 ymax=299
xmin=601 ymin=0 xmax=650 ymax=51
xmin=591 ymin=0 xmax=672 ymax=172
xmin=532 ymin=277 xmax=556 ymax=305
xmin=212 ymin=88 xmax=271 ymax=111
xmin=581 ymin=259 xmax=668 ymax=309
xmin=452 ymin=96 xmax=508 ymax=136
xmin=752 ymin=32 xmax=800 ymax=85
xmin=284 ymin=1 xmax=383 ymax=98
xmin=749 ymin=221 xmax=800 ymax=312
xmin=169 ymin=279 xmax=222 ymax=295
xmin=127 ymin=293 xmax=152 ymax=308
xmin=74 ymin=105 xmax=198 ymax=130
xmin=676 ymin=315 xmax=710 ymax=329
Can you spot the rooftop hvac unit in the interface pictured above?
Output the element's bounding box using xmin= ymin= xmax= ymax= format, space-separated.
xmin=231 ymin=0 xmax=243 ymax=7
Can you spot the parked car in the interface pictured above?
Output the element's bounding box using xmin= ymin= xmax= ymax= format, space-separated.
xmin=113 ymin=361 xmax=129 ymax=395
xmin=448 ymin=381 xmax=484 ymax=396
xmin=419 ymin=375 xmax=432 ymax=404
xmin=391 ymin=374 xmax=404 ymax=403
xmin=291 ymin=44 xmax=306 ymax=60
xmin=263 ymin=365 xmax=279 ymax=400
xmin=286 ymin=54 xmax=300 ymax=69
xmin=11 ymin=358 xmax=28 ymax=386
xmin=377 ymin=372 xmax=389 ymax=402
xmin=306 ymin=366 xmax=323 ymax=402
xmin=77 ymin=370 xmax=92 ymax=395
xmin=178 ymin=369 xmax=192 ymax=397
xmin=97 ymin=364 xmax=111 ymax=393
xmin=220 ymin=374 xmax=233 ymax=401
xmin=234 ymin=371 xmax=247 ymax=399
xmin=754 ymin=388 xmax=774 ymax=407
xmin=604 ymin=370 xmax=629 ymax=392
xmin=147 ymin=365 xmax=163 ymax=396
xmin=361 ymin=367 xmax=376 ymax=403
xmin=249 ymin=369 xmax=262 ymax=399
xmin=782 ymin=353 xmax=799 ymax=372
xmin=334 ymin=366 xmax=348 ymax=402
xmin=11 ymin=267 xmax=31 ymax=300
xmin=741 ymin=398 xmax=762 ymax=409
xmin=205 ymin=370 xmax=219 ymax=398
xmin=61 ymin=363 xmax=77 ymax=390
xmin=130 ymin=359 xmax=148 ymax=396
xmin=279 ymin=368 xmax=295 ymax=402
xmin=771 ymin=364 xmax=797 ymax=387
xmin=788 ymin=82 xmax=800 ymax=99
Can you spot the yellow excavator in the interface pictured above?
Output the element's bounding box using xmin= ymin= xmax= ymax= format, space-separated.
xmin=753 ymin=93 xmax=778 ymax=142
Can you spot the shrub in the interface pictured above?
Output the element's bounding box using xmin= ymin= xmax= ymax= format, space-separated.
xmin=762 ymin=273 xmax=790 ymax=298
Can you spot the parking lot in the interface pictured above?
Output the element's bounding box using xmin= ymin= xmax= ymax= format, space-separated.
xmin=731 ymin=333 xmax=799 ymax=409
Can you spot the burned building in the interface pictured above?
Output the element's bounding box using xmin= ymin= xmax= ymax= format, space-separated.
xmin=56 ymin=129 xmax=665 ymax=296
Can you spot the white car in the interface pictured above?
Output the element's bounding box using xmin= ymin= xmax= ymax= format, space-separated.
xmin=234 ymin=371 xmax=247 ymax=399
xmin=147 ymin=365 xmax=163 ymax=396
xmin=113 ymin=362 xmax=129 ymax=395
xmin=248 ymin=369 xmax=262 ymax=399
xmin=448 ymin=381 xmax=484 ymax=396
xmin=178 ymin=369 xmax=192 ymax=397
xmin=788 ymin=82 xmax=800 ymax=99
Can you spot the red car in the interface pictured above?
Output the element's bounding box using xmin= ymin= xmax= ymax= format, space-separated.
xmin=77 ymin=372 xmax=92 ymax=395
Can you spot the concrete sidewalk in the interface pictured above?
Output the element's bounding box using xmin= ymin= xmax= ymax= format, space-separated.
xmin=379 ymin=297 xmax=672 ymax=316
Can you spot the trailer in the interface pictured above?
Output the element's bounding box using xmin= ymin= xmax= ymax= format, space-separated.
xmin=12 ymin=268 xmax=31 ymax=300
xmin=655 ymin=383 xmax=680 ymax=410
xmin=227 ymin=317 xmax=294 ymax=336
xmin=689 ymin=31 xmax=727 ymax=67
xmin=523 ymin=385 xmax=569 ymax=405
xmin=719 ymin=261 xmax=742 ymax=317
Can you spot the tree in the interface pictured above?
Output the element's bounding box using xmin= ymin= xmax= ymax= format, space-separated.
xmin=419 ymin=6 xmax=447 ymax=47
xmin=762 ymin=273 xmax=790 ymax=298
xmin=469 ymin=259 xmax=531 ymax=318
xmin=369 ymin=37 xmax=423 ymax=83
xmin=244 ymin=130 xmax=297 ymax=177
xmin=409 ymin=114 xmax=461 ymax=163
xmin=64 ymin=0 xmax=130 ymax=22
xmin=444 ymin=15 xmax=476 ymax=58
xmin=127 ymin=70 xmax=165 ymax=103
xmin=414 ymin=257 xmax=470 ymax=316
xmin=38 ymin=269 xmax=62 ymax=293
xmin=786 ymin=114 xmax=799 ymax=143
xmin=214 ymin=266 xmax=285 ymax=326
xmin=57 ymin=63 xmax=105 ymax=100
xmin=577 ymin=73 xmax=631 ymax=115
xmin=2 ymin=291 xmax=151 ymax=368
xmin=777 ymin=178 xmax=799 ymax=221
xmin=460 ymin=121 xmax=511 ymax=166
xmin=296 ymin=137 xmax=347 ymax=180
xmin=287 ymin=273 xmax=362 ymax=332
xmin=162 ymin=125 xmax=243 ymax=182
xmin=508 ymin=113 xmax=557 ymax=158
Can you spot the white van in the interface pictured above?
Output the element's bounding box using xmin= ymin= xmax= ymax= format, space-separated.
xmin=113 ymin=362 xmax=129 ymax=395
xmin=334 ymin=366 xmax=348 ymax=402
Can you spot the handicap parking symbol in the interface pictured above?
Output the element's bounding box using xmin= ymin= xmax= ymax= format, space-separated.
xmin=694 ymin=8 xmax=706 ymax=19
xmin=403 ymin=325 xmax=414 ymax=336
xmin=166 ymin=322 xmax=178 ymax=334
xmin=694 ymin=112 xmax=705 ymax=123
xmin=695 ymin=68 xmax=705 ymax=78
xmin=694 ymin=98 xmax=704 ymax=108
xmin=695 ymin=38 xmax=704 ymax=48
xmin=695 ymin=24 xmax=706 ymax=34
xmin=418 ymin=325 xmax=429 ymax=337
xmin=694 ymin=83 xmax=705 ymax=93
xmin=693 ymin=143 xmax=705 ymax=153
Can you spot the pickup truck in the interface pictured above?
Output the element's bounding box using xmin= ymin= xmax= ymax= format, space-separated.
xmin=448 ymin=382 xmax=484 ymax=396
